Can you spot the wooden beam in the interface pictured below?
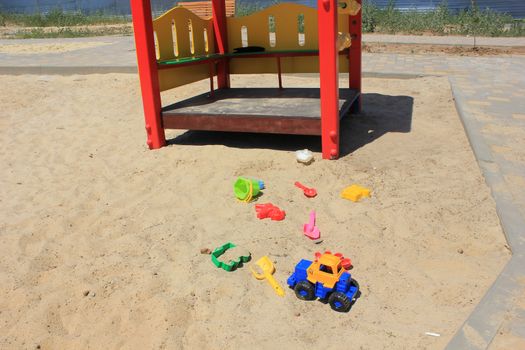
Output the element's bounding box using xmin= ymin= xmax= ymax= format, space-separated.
xmin=161 ymin=87 xmax=359 ymax=137
xmin=211 ymin=0 xmax=230 ymax=88
xmin=349 ymin=0 xmax=362 ymax=111
xmin=163 ymin=114 xmax=322 ymax=135
xmin=318 ymin=0 xmax=339 ymax=159
xmin=131 ymin=0 xmax=165 ymax=149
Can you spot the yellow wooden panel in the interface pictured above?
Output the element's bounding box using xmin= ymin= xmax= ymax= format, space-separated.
xmin=229 ymin=56 xmax=349 ymax=74
xmin=338 ymin=15 xmax=349 ymax=34
xmin=153 ymin=6 xmax=215 ymax=91
xmin=227 ymin=3 xmax=351 ymax=74
xmin=227 ymin=3 xmax=319 ymax=51
xmin=153 ymin=6 xmax=214 ymax=60
xmin=158 ymin=65 xmax=212 ymax=92
xmin=154 ymin=3 xmax=357 ymax=91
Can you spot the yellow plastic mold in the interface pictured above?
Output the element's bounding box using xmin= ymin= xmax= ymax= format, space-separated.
xmin=340 ymin=184 xmax=371 ymax=202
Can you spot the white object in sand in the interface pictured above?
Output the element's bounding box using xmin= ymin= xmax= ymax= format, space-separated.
xmin=425 ymin=332 xmax=441 ymax=337
xmin=296 ymin=149 xmax=314 ymax=164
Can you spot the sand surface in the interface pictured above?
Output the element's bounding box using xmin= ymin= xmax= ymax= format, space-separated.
xmin=363 ymin=42 xmax=525 ymax=56
xmin=0 ymin=73 xmax=509 ymax=349
xmin=0 ymin=25 xmax=133 ymax=39
xmin=0 ymin=42 xmax=111 ymax=54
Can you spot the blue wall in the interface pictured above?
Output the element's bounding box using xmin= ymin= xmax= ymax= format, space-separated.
xmin=0 ymin=0 xmax=175 ymax=15
xmin=0 ymin=0 xmax=523 ymax=18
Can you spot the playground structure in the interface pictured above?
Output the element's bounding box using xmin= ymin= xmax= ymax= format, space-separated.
xmin=177 ymin=0 xmax=236 ymax=18
xmin=131 ymin=0 xmax=362 ymax=159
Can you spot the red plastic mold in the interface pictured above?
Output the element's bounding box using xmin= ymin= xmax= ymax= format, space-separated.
xmin=255 ymin=203 xmax=286 ymax=221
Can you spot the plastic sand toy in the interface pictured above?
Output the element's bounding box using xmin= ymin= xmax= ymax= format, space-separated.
xmin=211 ymin=242 xmax=251 ymax=271
xmin=294 ymin=181 xmax=317 ymax=198
xmin=341 ymin=184 xmax=371 ymax=202
xmin=314 ymin=250 xmax=352 ymax=270
xmin=234 ymin=177 xmax=265 ymax=202
xmin=287 ymin=251 xmax=359 ymax=312
xmin=295 ymin=149 xmax=314 ymax=164
xmin=255 ymin=203 xmax=286 ymax=221
xmin=250 ymin=256 xmax=285 ymax=297
xmin=303 ymin=210 xmax=320 ymax=240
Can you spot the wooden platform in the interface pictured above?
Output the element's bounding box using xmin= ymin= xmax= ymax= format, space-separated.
xmin=162 ymin=88 xmax=359 ymax=135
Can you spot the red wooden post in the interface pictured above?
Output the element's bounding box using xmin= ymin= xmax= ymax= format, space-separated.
xmin=349 ymin=0 xmax=362 ymax=111
xmin=318 ymin=0 xmax=339 ymax=159
xmin=277 ymin=57 xmax=283 ymax=89
xmin=212 ymin=0 xmax=230 ymax=88
xmin=131 ymin=0 xmax=165 ymax=149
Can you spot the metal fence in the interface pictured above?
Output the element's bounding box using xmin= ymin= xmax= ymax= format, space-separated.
xmin=367 ymin=0 xmax=525 ymax=18
xmin=0 ymin=0 xmax=524 ymax=18
xmin=0 ymin=0 xmax=180 ymax=16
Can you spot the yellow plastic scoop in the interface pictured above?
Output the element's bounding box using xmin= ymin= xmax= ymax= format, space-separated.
xmin=250 ymin=256 xmax=285 ymax=297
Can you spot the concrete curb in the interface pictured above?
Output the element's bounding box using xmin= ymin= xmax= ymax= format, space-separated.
xmin=362 ymin=34 xmax=525 ymax=47
xmin=363 ymin=72 xmax=427 ymax=79
xmin=445 ymin=78 xmax=525 ymax=349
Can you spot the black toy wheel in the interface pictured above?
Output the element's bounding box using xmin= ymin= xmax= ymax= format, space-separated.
xmin=294 ymin=281 xmax=316 ymax=300
xmin=328 ymin=292 xmax=352 ymax=312
xmin=351 ymin=279 xmax=360 ymax=296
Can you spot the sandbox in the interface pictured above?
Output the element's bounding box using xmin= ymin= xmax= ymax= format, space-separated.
xmin=0 ymin=73 xmax=509 ymax=349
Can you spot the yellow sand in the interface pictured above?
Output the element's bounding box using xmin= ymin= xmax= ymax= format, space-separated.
xmin=0 ymin=73 xmax=509 ymax=349
xmin=0 ymin=41 xmax=110 ymax=54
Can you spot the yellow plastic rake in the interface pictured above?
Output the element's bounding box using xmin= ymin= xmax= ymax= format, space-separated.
xmin=250 ymin=256 xmax=285 ymax=297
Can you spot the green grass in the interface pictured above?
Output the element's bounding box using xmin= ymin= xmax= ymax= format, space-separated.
xmin=235 ymin=2 xmax=264 ymax=17
xmin=12 ymin=26 xmax=133 ymax=39
xmin=235 ymin=0 xmax=524 ymax=37
xmin=235 ymin=1 xmax=280 ymax=17
xmin=2 ymin=3 xmax=523 ymax=38
xmin=362 ymin=1 xmax=525 ymax=37
xmin=0 ymin=9 xmax=129 ymax=27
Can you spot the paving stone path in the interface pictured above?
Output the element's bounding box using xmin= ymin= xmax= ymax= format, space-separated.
xmin=365 ymin=52 xmax=525 ymax=349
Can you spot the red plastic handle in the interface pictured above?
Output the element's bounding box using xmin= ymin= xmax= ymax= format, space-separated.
xmin=294 ymin=181 xmax=307 ymax=190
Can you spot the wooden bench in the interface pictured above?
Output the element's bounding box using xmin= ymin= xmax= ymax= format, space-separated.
xmin=177 ymin=0 xmax=236 ymax=18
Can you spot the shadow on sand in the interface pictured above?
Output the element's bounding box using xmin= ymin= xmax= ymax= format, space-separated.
xmin=168 ymin=93 xmax=413 ymax=158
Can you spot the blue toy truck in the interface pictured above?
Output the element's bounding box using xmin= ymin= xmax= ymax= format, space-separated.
xmin=287 ymin=253 xmax=359 ymax=312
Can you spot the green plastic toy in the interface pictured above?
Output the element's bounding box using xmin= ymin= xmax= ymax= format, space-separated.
xmin=211 ymin=242 xmax=251 ymax=271
xmin=234 ymin=177 xmax=265 ymax=202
